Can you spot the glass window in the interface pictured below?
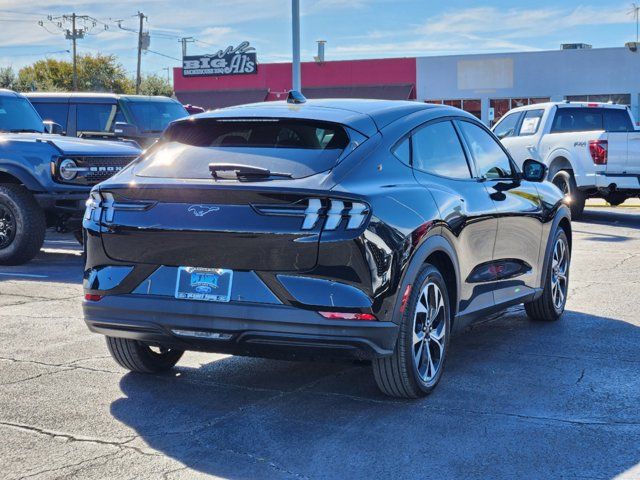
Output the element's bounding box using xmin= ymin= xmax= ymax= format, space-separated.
xmin=0 ymin=96 xmax=44 ymax=133
xmin=519 ymin=109 xmax=544 ymax=136
xmin=442 ymin=99 xmax=462 ymax=109
xmin=411 ymin=121 xmax=471 ymax=179
xmin=458 ymin=121 xmax=513 ymax=179
xmin=31 ymin=103 xmax=69 ymax=129
xmin=126 ymin=100 xmax=188 ymax=133
xmin=511 ymin=98 xmax=528 ymax=108
xmin=493 ymin=112 xmax=521 ymax=139
xmin=529 ymin=97 xmax=550 ymax=104
xmin=393 ymin=137 xmax=410 ymax=165
xmin=76 ymin=104 xmax=124 ymax=134
xmin=604 ymin=109 xmax=633 ymax=132
xmin=490 ymin=99 xmax=511 ymax=124
xmin=551 ymin=108 xmax=603 ymax=133
xmin=565 ymin=94 xmax=631 ymax=105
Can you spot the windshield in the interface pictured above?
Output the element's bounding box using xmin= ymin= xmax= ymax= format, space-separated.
xmin=126 ymin=100 xmax=188 ymax=133
xmin=0 ymin=96 xmax=44 ymax=133
xmin=137 ymin=118 xmax=352 ymax=180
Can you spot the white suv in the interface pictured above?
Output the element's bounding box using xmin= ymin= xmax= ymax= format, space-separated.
xmin=492 ymin=102 xmax=640 ymax=218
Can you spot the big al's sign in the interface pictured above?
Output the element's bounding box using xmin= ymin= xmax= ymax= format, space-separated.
xmin=182 ymin=41 xmax=257 ymax=77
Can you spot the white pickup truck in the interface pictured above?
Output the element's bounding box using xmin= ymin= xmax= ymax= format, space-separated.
xmin=492 ymin=101 xmax=640 ymax=218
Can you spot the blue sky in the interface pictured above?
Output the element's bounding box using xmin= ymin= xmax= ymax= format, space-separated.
xmin=0 ymin=0 xmax=637 ymax=80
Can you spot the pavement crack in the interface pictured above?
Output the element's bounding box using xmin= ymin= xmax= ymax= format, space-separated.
xmin=15 ymin=452 xmax=121 ymax=480
xmin=0 ymin=421 xmax=160 ymax=457
xmin=576 ymin=368 xmax=585 ymax=384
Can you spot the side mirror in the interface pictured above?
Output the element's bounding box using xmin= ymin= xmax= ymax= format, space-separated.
xmin=113 ymin=122 xmax=140 ymax=138
xmin=43 ymin=120 xmax=64 ymax=135
xmin=521 ymin=159 xmax=547 ymax=182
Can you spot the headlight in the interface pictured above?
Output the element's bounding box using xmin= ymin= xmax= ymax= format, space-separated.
xmin=59 ymin=158 xmax=78 ymax=181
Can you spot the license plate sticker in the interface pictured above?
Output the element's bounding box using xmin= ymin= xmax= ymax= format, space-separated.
xmin=175 ymin=267 xmax=233 ymax=302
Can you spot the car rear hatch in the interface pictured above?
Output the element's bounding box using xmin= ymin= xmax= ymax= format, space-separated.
xmin=96 ymin=117 xmax=365 ymax=271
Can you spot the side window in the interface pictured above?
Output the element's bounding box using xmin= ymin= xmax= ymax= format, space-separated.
xmin=411 ymin=121 xmax=471 ymax=179
xmin=31 ymin=103 xmax=69 ymax=129
xmin=457 ymin=121 xmax=514 ymax=179
xmin=604 ymin=109 xmax=633 ymax=132
xmin=551 ymin=108 xmax=603 ymax=133
xmin=392 ymin=137 xmax=410 ymax=165
xmin=76 ymin=104 xmax=123 ymax=134
xmin=519 ymin=109 xmax=544 ymax=136
xmin=493 ymin=112 xmax=521 ymax=139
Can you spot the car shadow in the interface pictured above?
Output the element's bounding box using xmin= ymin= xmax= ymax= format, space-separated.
xmin=580 ymin=207 xmax=640 ymax=230
xmin=110 ymin=309 xmax=640 ymax=479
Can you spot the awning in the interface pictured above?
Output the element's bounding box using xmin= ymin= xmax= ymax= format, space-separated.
xmin=302 ymin=83 xmax=415 ymax=100
xmin=175 ymin=89 xmax=269 ymax=110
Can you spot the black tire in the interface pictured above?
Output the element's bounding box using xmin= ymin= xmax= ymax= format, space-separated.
xmin=552 ymin=170 xmax=585 ymax=219
xmin=106 ymin=337 xmax=184 ymax=373
xmin=372 ymin=264 xmax=451 ymax=398
xmin=603 ymin=192 xmax=628 ymax=207
xmin=0 ymin=184 xmax=46 ymax=265
xmin=525 ymin=229 xmax=570 ymax=322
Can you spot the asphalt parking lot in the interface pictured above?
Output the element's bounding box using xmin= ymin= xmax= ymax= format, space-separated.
xmin=0 ymin=205 xmax=639 ymax=480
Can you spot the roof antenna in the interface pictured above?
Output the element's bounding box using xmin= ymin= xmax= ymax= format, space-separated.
xmin=287 ymin=90 xmax=306 ymax=104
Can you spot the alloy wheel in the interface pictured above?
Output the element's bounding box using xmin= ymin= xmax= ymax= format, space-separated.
xmin=412 ymin=281 xmax=446 ymax=385
xmin=550 ymin=237 xmax=569 ymax=310
xmin=0 ymin=203 xmax=16 ymax=250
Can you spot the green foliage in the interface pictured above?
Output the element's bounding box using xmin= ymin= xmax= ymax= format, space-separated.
xmin=139 ymin=74 xmax=173 ymax=97
xmin=16 ymin=54 xmax=135 ymax=93
xmin=0 ymin=67 xmax=17 ymax=89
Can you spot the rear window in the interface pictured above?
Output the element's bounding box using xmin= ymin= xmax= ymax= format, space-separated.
xmin=604 ymin=109 xmax=634 ymax=132
xmin=138 ymin=118 xmax=353 ymax=180
xmin=551 ymin=108 xmax=603 ymax=133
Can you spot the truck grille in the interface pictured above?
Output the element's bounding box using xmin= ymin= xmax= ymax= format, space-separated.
xmin=70 ymin=156 xmax=137 ymax=185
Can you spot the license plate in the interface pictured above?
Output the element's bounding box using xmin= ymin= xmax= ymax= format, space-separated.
xmin=175 ymin=267 xmax=233 ymax=302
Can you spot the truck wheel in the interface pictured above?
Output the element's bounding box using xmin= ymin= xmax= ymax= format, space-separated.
xmin=552 ymin=170 xmax=585 ymax=219
xmin=372 ymin=264 xmax=451 ymax=398
xmin=604 ymin=192 xmax=627 ymax=207
xmin=525 ymin=229 xmax=570 ymax=322
xmin=106 ymin=337 xmax=184 ymax=373
xmin=0 ymin=184 xmax=46 ymax=265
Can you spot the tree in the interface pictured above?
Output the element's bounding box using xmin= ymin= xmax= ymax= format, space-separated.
xmin=139 ymin=74 xmax=173 ymax=97
xmin=16 ymin=54 xmax=134 ymax=93
xmin=0 ymin=67 xmax=16 ymax=89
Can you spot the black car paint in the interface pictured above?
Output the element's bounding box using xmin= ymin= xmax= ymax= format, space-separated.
xmin=82 ymin=100 xmax=570 ymax=359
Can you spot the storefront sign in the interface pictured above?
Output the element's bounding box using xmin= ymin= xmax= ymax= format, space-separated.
xmin=182 ymin=41 xmax=257 ymax=77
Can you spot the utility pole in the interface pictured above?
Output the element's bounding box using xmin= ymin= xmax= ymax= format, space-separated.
xmin=291 ymin=0 xmax=301 ymax=91
xmin=38 ymin=13 xmax=104 ymax=91
xmin=162 ymin=67 xmax=172 ymax=85
xmin=135 ymin=11 xmax=147 ymax=94
xmin=632 ymin=3 xmax=640 ymax=42
xmin=179 ymin=37 xmax=194 ymax=58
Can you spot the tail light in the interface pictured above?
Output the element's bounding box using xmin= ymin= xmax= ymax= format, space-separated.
xmin=84 ymin=191 xmax=155 ymax=223
xmin=254 ymin=198 xmax=370 ymax=231
xmin=319 ymin=311 xmax=377 ymax=321
xmin=589 ymin=140 xmax=608 ymax=165
xmin=84 ymin=294 xmax=103 ymax=301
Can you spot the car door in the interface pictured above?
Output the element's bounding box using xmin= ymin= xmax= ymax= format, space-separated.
xmin=501 ymin=108 xmax=546 ymax=166
xmin=456 ymin=119 xmax=544 ymax=306
xmin=408 ymin=118 xmax=499 ymax=319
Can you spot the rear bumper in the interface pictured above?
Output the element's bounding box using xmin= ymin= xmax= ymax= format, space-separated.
xmin=593 ymin=173 xmax=640 ymax=192
xmin=83 ymin=295 xmax=399 ymax=360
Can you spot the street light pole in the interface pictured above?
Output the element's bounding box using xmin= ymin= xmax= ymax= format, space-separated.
xmin=291 ymin=0 xmax=301 ymax=92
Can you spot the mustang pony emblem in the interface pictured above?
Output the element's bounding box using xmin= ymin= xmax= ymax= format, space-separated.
xmin=188 ymin=205 xmax=220 ymax=217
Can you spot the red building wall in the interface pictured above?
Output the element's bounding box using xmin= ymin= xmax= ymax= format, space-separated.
xmin=173 ymin=57 xmax=417 ymax=98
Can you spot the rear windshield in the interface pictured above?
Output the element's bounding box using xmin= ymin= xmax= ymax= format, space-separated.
xmin=551 ymin=108 xmax=604 ymax=133
xmin=136 ymin=118 xmax=351 ymax=180
xmin=126 ymin=100 xmax=188 ymax=133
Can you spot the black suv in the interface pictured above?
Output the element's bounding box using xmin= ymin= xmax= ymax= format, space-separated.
xmin=25 ymin=93 xmax=188 ymax=148
xmin=82 ymin=97 xmax=571 ymax=398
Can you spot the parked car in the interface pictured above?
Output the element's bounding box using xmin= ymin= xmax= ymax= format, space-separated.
xmin=0 ymin=89 xmax=141 ymax=265
xmin=492 ymin=101 xmax=640 ymax=218
xmin=82 ymin=96 xmax=571 ymax=398
xmin=25 ymin=93 xmax=189 ymax=148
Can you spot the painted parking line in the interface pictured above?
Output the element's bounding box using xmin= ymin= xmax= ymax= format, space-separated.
xmin=0 ymin=272 xmax=49 ymax=279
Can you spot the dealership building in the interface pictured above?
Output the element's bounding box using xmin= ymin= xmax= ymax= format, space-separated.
xmin=174 ymin=45 xmax=640 ymax=125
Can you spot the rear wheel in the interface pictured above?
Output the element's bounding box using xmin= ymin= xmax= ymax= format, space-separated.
xmin=0 ymin=184 xmax=46 ymax=265
xmin=373 ymin=264 xmax=451 ymax=398
xmin=604 ymin=192 xmax=628 ymax=206
xmin=552 ymin=170 xmax=585 ymax=219
xmin=106 ymin=337 xmax=184 ymax=373
xmin=525 ymin=229 xmax=570 ymax=322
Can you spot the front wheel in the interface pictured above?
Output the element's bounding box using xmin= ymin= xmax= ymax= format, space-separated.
xmin=373 ymin=264 xmax=451 ymax=398
xmin=552 ymin=170 xmax=585 ymax=219
xmin=0 ymin=184 xmax=46 ymax=265
xmin=106 ymin=337 xmax=184 ymax=373
xmin=525 ymin=229 xmax=570 ymax=322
